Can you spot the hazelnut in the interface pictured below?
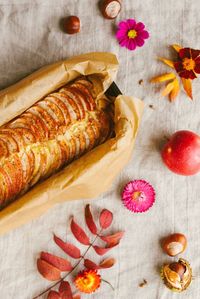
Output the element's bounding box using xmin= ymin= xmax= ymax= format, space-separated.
xmin=162 ymin=233 xmax=187 ymax=256
xmin=63 ymin=16 xmax=80 ymax=34
xmin=101 ymin=0 xmax=122 ymax=19
xmin=161 ymin=258 xmax=192 ymax=292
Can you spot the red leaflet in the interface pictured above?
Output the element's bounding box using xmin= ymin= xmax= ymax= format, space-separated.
xmin=92 ymin=244 xmax=118 ymax=256
xmin=47 ymin=291 xmax=61 ymax=299
xmin=85 ymin=204 xmax=97 ymax=235
xmin=73 ymin=295 xmax=81 ymax=299
xmin=84 ymin=259 xmax=99 ymax=270
xmin=54 ymin=235 xmax=81 ymax=259
xmin=41 ymin=252 xmax=73 ymax=271
xmin=37 ymin=259 xmax=61 ymax=281
xmin=71 ymin=218 xmax=90 ymax=245
xmin=84 ymin=258 xmax=116 ymax=269
xmin=59 ymin=281 xmax=73 ymax=299
xmin=99 ymin=258 xmax=116 ymax=269
xmin=100 ymin=231 xmax=125 ymax=246
xmin=99 ymin=209 xmax=113 ymax=229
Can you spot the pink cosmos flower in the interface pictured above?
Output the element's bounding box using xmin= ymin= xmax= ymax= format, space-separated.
xmin=122 ymin=180 xmax=155 ymax=213
xmin=116 ymin=19 xmax=149 ymax=51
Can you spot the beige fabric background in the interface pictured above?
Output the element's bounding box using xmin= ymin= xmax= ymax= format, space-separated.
xmin=0 ymin=0 xmax=200 ymax=298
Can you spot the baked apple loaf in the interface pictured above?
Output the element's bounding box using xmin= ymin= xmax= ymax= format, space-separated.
xmin=0 ymin=77 xmax=113 ymax=210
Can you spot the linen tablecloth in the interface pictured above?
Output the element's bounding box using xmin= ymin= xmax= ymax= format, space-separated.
xmin=0 ymin=1 xmax=200 ymax=298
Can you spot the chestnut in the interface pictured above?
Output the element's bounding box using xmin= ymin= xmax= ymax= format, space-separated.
xmin=169 ymin=262 xmax=186 ymax=279
xmin=161 ymin=258 xmax=192 ymax=292
xmin=63 ymin=15 xmax=80 ymax=34
xmin=162 ymin=233 xmax=187 ymax=256
xmin=101 ymin=0 xmax=122 ymax=19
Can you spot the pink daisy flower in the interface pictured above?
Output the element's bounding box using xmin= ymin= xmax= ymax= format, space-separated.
xmin=116 ymin=19 xmax=149 ymax=51
xmin=122 ymin=180 xmax=155 ymax=213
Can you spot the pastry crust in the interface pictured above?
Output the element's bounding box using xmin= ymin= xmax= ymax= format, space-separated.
xmin=0 ymin=77 xmax=113 ymax=210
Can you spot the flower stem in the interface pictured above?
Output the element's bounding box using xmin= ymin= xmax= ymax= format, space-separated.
xmin=33 ymin=231 xmax=102 ymax=299
xmin=102 ymin=279 xmax=115 ymax=291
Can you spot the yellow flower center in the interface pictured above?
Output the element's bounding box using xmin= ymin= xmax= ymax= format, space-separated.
xmin=132 ymin=191 xmax=141 ymax=200
xmin=182 ymin=58 xmax=195 ymax=71
xmin=83 ymin=274 xmax=95 ymax=288
xmin=128 ymin=29 xmax=137 ymax=39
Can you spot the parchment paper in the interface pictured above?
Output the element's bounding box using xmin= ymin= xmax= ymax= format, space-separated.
xmin=0 ymin=52 xmax=143 ymax=235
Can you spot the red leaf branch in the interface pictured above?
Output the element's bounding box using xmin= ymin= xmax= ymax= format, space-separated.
xmin=34 ymin=205 xmax=124 ymax=299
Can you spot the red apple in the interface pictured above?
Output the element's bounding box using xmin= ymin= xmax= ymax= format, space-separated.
xmin=161 ymin=130 xmax=200 ymax=176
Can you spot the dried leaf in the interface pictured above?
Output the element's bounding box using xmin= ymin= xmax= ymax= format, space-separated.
xmin=169 ymin=78 xmax=180 ymax=101
xmin=158 ymin=57 xmax=174 ymax=68
xmin=99 ymin=209 xmax=113 ymax=229
xmin=59 ymin=281 xmax=73 ymax=299
xmin=71 ymin=218 xmax=90 ymax=245
xmin=54 ymin=235 xmax=81 ymax=259
xmin=37 ymin=259 xmax=61 ymax=281
xmin=172 ymin=44 xmax=182 ymax=52
xmin=181 ymin=78 xmax=193 ymax=100
xmin=100 ymin=231 xmax=125 ymax=246
xmin=41 ymin=252 xmax=73 ymax=272
xmin=85 ymin=204 xmax=97 ymax=235
xmin=150 ymin=73 xmax=176 ymax=83
xmin=99 ymin=258 xmax=116 ymax=269
xmin=84 ymin=257 xmax=116 ymax=270
xmin=162 ymin=81 xmax=175 ymax=97
xmin=93 ymin=243 xmax=118 ymax=256
xmin=47 ymin=291 xmax=61 ymax=299
xmin=84 ymin=259 xmax=99 ymax=270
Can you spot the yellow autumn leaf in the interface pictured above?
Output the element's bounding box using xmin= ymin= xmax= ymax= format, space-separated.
xmin=158 ymin=57 xmax=174 ymax=68
xmin=172 ymin=44 xmax=182 ymax=52
xmin=162 ymin=81 xmax=175 ymax=96
xmin=181 ymin=78 xmax=193 ymax=100
xmin=150 ymin=73 xmax=176 ymax=83
xmin=169 ymin=78 xmax=180 ymax=101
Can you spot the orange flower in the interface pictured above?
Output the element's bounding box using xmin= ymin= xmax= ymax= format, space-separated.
xmin=74 ymin=269 xmax=101 ymax=293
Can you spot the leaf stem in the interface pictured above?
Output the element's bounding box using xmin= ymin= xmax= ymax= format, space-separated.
xmin=33 ymin=231 xmax=102 ymax=299
xmin=102 ymin=278 xmax=115 ymax=291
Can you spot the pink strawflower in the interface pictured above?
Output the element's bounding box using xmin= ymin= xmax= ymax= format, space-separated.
xmin=122 ymin=180 xmax=155 ymax=213
xmin=116 ymin=19 xmax=149 ymax=51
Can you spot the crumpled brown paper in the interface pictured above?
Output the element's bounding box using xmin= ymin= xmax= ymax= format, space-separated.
xmin=0 ymin=52 xmax=143 ymax=235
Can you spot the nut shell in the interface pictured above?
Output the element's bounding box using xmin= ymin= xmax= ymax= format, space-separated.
xmin=63 ymin=16 xmax=80 ymax=34
xmin=101 ymin=0 xmax=121 ymax=19
xmin=162 ymin=233 xmax=187 ymax=256
xmin=161 ymin=258 xmax=192 ymax=292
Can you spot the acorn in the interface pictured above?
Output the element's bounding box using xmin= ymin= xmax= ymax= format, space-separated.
xmin=161 ymin=258 xmax=192 ymax=292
